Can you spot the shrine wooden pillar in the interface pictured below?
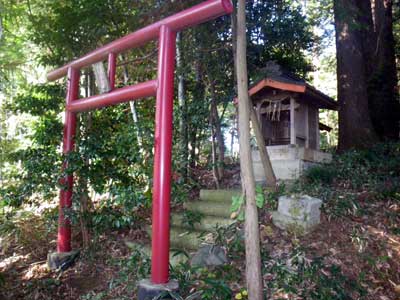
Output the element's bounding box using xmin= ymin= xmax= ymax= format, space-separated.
xmin=290 ymin=97 xmax=296 ymax=145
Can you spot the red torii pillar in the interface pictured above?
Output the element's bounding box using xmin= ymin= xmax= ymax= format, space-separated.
xmin=57 ymin=67 xmax=79 ymax=253
xmin=151 ymin=25 xmax=176 ymax=283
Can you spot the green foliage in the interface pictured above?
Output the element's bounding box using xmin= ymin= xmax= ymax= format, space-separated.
xmin=213 ymin=222 xmax=245 ymax=259
xmin=8 ymin=84 xmax=65 ymax=116
xmin=181 ymin=210 xmax=203 ymax=229
xmin=0 ymin=0 xmax=322 ymax=224
xmin=81 ymin=246 xmax=152 ymax=299
xmin=246 ymin=0 xmax=315 ymax=78
xmin=0 ymin=84 xmax=65 ymax=207
xmin=118 ymin=248 xmax=151 ymax=284
xmin=230 ymin=186 xmax=267 ymax=221
xmin=170 ymin=263 xmax=234 ymax=300
xmin=80 ymin=291 xmax=106 ymax=300
xmin=304 ymin=164 xmax=337 ymax=185
xmin=292 ymin=142 xmax=400 ymax=219
xmin=255 ymin=185 xmax=265 ymax=208
xmin=264 ymin=184 xmax=285 ymax=211
xmin=230 ymin=194 xmax=244 ymax=221
xmin=0 ymin=0 xmax=31 ymax=92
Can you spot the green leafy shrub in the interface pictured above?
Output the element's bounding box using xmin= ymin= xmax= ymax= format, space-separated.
xmin=170 ymin=262 xmax=233 ymax=300
xmin=304 ymin=164 xmax=337 ymax=185
xmin=181 ymin=210 xmax=203 ymax=229
xmin=292 ymin=142 xmax=400 ymax=219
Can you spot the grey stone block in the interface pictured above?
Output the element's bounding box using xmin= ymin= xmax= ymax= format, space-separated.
xmin=47 ymin=250 xmax=80 ymax=270
xmin=272 ymin=195 xmax=322 ymax=234
xmin=190 ymin=245 xmax=228 ymax=267
xmin=277 ymin=195 xmax=322 ymax=222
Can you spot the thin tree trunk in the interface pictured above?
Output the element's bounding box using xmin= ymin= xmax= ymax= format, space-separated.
xmin=177 ymin=32 xmax=188 ymax=180
xmin=78 ymin=71 xmax=94 ymax=249
xmin=210 ymin=125 xmax=220 ymax=189
xmin=236 ymin=1 xmax=263 ymax=299
xmin=188 ymin=60 xmax=204 ymax=175
xmin=250 ymin=108 xmax=276 ymax=188
xmin=209 ymin=81 xmax=225 ymax=180
xmin=120 ymin=54 xmax=143 ymax=147
xmin=189 ymin=128 xmax=197 ymax=171
xmin=334 ymin=0 xmax=378 ymax=150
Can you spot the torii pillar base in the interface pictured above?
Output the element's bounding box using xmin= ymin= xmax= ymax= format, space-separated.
xmin=47 ymin=250 xmax=80 ymax=270
xmin=137 ymin=279 xmax=179 ymax=300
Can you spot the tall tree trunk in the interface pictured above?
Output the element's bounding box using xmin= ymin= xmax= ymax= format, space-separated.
xmin=367 ymin=0 xmax=400 ymax=139
xmin=209 ymin=81 xmax=225 ymax=180
xmin=334 ymin=0 xmax=378 ymax=150
xmin=236 ymin=1 xmax=263 ymax=299
xmin=188 ymin=60 xmax=204 ymax=175
xmin=177 ymin=32 xmax=189 ymax=180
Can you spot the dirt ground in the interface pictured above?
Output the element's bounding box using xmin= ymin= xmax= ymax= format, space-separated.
xmin=259 ymin=199 xmax=400 ymax=300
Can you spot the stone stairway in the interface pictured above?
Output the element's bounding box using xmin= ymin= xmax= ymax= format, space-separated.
xmin=130 ymin=189 xmax=240 ymax=265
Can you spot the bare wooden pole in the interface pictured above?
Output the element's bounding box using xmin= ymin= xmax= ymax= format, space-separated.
xmin=250 ymin=107 xmax=277 ymax=188
xmin=236 ymin=0 xmax=263 ymax=299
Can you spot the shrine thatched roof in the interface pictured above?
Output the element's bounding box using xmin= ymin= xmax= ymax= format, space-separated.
xmin=249 ymin=64 xmax=338 ymax=110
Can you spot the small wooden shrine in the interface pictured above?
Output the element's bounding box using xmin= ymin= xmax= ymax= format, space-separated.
xmin=250 ymin=65 xmax=338 ymax=181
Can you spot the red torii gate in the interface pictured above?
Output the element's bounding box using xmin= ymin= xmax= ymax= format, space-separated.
xmin=47 ymin=0 xmax=232 ymax=286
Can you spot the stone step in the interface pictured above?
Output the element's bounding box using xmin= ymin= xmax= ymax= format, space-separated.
xmin=199 ymin=189 xmax=241 ymax=204
xmin=184 ymin=200 xmax=231 ymax=218
xmin=125 ymin=241 xmax=188 ymax=266
xmin=171 ymin=213 xmax=234 ymax=232
xmin=145 ymin=225 xmax=204 ymax=251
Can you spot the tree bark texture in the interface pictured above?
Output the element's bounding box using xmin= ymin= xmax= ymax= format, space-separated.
xmin=176 ymin=32 xmax=189 ymax=180
xmin=120 ymin=54 xmax=143 ymax=147
xmin=210 ymin=124 xmax=220 ymax=189
xmin=368 ymin=0 xmax=399 ymax=139
xmin=236 ymin=1 xmax=263 ymax=299
xmin=334 ymin=0 xmax=378 ymax=150
xmin=209 ymin=81 xmax=225 ymax=180
xmin=188 ymin=61 xmax=204 ymax=173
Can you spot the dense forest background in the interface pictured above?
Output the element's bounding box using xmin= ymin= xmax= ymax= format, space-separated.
xmin=0 ymin=1 xmax=399 ymax=299
xmin=1 ymin=0 xmax=399 ymax=208
xmin=0 ymin=0 xmax=330 ymax=208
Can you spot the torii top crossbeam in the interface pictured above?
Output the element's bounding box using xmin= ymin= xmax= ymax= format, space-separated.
xmin=47 ymin=0 xmax=232 ymax=285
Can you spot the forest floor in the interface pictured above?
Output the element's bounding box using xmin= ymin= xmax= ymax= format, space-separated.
xmin=1 ymin=146 xmax=400 ymax=300
xmin=1 ymin=200 xmax=399 ymax=300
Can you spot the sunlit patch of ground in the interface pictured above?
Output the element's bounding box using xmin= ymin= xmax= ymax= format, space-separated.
xmin=0 ymin=203 xmax=148 ymax=300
